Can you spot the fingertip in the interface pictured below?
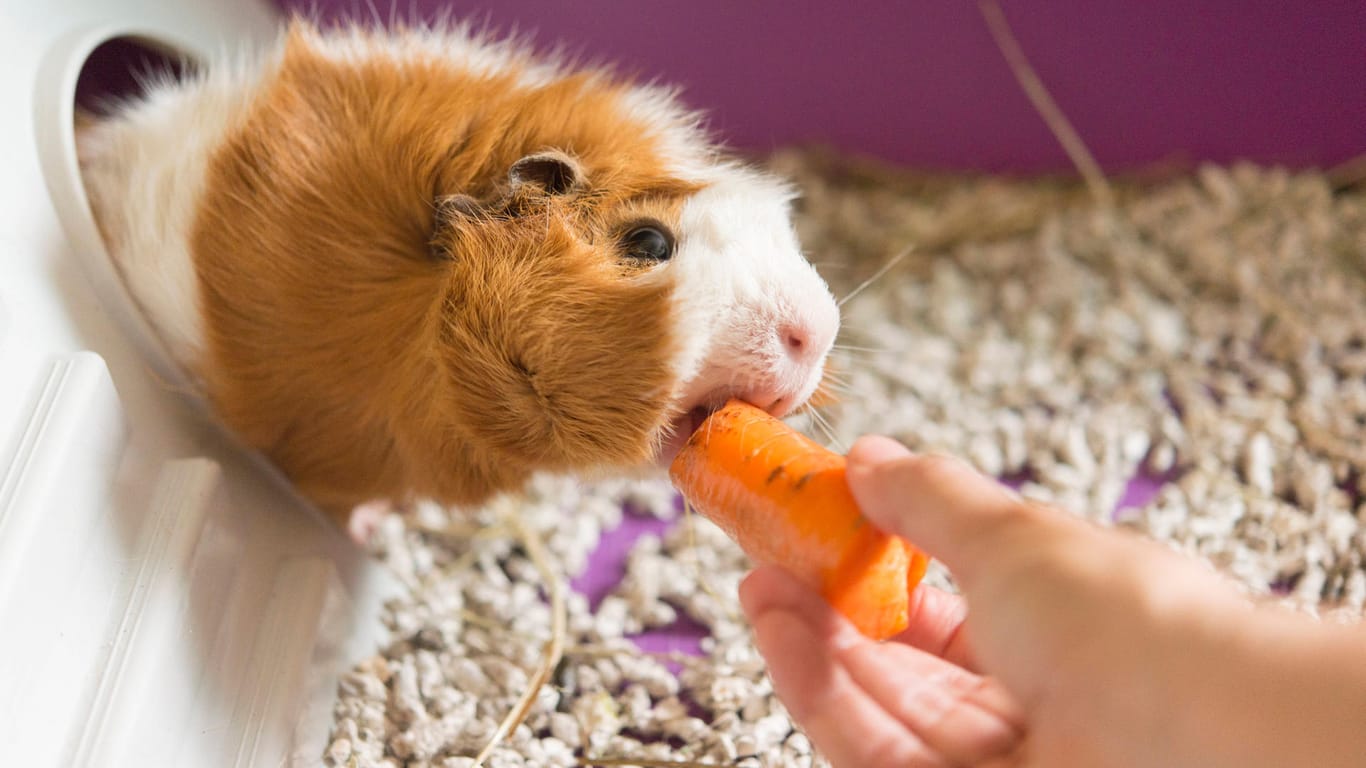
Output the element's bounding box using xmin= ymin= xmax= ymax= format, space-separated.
xmin=739 ymin=564 xmax=825 ymax=620
xmin=744 ymin=594 xmax=861 ymax=726
xmin=846 ymin=436 xmax=917 ymax=531
xmin=892 ymin=585 xmax=979 ymax=670
xmin=738 ymin=564 xmax=789 ymax=619
xmin=848 ymin=448 xmax=1035 ymax=588
xmin=746 ymin=604 xmax=826 ymax=720
xmin=847 ymin=434 xmax=913 ymax=470
xmin=741 ymin=566 xmax=868 ymax=652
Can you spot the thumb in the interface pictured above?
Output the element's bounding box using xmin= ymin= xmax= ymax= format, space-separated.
xmin=845 ymin=435 xmax=1055 ymax=588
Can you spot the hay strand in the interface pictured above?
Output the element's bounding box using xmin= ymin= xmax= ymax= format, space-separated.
xmin=978 ymin=0 xmax=1116 ymax=209
xmin=470 ymin=500 xmax=568 ymax=768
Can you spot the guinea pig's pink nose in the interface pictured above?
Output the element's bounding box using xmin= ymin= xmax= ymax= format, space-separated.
xmin=779 ymin=322 xmax=828 ymax=365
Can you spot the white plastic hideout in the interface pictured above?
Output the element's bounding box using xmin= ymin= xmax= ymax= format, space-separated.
xmin=1 ymin=1 xmax=398 ymax=765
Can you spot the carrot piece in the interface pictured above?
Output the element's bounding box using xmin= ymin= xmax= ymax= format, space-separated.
xmin=669 ymin=399 xmax=931 ymax=640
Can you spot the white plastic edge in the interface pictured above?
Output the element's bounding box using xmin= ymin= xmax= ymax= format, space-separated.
xmin=31 ymin=23 xmax=210 ymax=400
xmin=67 ymin=457 xmax=223 ymax=768
xmin=0 ymin=351 xmax=129 ymax=613
xmin=231 ymin=556 xmax=337 ymax=768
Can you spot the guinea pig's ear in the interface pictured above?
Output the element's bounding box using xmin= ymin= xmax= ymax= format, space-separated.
xmin=508 ymin=150 xmax=585 ymax=196
xmin=429 ymin=194 xmax=483 ymax=259
xmin=436 ymin=194 xmax=482 ymax=220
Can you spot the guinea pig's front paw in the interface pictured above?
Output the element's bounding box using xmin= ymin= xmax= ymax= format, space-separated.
xmin=347 ymin=499 xmax=397 ymax=546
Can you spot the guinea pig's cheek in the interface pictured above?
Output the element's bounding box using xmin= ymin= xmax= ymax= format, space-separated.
xmin=661 ymin=292 xmax=717 ymax=388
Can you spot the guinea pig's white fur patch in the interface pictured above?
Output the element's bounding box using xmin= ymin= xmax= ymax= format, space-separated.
xmin=663 ymin=166 xmax=839 ymax=417
xmin=78 ymin=48 xmax=283 ymax=377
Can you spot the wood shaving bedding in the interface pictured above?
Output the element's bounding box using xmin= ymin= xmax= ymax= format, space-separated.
xmin=324 ymin=150 xmax=1366 ymax=767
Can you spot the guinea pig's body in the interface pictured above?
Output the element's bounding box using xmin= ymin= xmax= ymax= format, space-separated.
xmin=79 ymin=21 xmax=839 ymax=527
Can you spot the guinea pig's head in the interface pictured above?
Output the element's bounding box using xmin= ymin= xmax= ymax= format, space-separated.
xmin=432 ymin=149 xmax=838 ymax=475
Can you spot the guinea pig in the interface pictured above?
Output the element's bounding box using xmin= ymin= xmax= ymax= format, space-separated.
xmin=77 ymin=19 xmax=840 ymax=533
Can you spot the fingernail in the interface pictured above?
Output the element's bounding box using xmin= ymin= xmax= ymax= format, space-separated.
xmin=847 ymin=435 xmax=912 ymax=468
xmin=737 ymin=569 xmax=764 ymax=616
xmin=917 ymin=450 xmax=1031 ymax=504
xmin=921 ymin=449 xmax=976 ymax=471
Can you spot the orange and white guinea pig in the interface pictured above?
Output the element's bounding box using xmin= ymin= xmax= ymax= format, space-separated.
xmin=78 ymin=19 xmax=839 ymax=534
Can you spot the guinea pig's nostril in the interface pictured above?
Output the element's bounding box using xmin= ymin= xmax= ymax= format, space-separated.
xmin=780 ymin=324 xmax=811 ymax=361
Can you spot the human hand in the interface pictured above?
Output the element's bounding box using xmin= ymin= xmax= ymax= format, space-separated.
xmin=739 ymin=435 xmax=1366 ymax=768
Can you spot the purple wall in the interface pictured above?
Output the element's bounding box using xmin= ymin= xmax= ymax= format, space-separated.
xmin=282 ymin=1 xmax=1364 ymax=173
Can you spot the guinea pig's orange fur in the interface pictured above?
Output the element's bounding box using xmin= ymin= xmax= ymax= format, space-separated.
xmin=191 ymin=23 xmax=702 ymax=521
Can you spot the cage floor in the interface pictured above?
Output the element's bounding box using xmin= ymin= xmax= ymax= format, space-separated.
xmin=323 ymin=149 xmax=1366 ymax=768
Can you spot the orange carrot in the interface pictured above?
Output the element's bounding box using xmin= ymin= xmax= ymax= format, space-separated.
xmin=669 ymin=399 xmax=930 ymax=640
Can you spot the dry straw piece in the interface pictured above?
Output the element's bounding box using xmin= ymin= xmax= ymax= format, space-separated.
xmin=466 ymin=500 xmax=568 ymax=767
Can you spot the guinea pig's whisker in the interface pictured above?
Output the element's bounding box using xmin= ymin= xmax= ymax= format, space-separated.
xmin=817 ymin=369 xmax=854 ymax=387
xmin=362 ymin=0 xmax=384 ymax=27
xmin=831 ymin=343 xmax=884 ymax=355
xmin=793 ymin=402 xmax=831 ymax=445
xmin=813 ymin=381 xmax=852 ymax=399
xmin=807 ymin=408 xmax=845 ymax=452
xmin=791 ymin=399 xmax=816 ymax=422
xmin=832 ymin=341 xmax=883 ymax=351
xmin=836 ymin=246 xmax=913 ymax=308
xmin=833 ymin=324 xmax=889 ymax=344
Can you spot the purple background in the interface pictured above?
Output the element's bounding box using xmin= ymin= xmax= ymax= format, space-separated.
xmin=281 ymin=0 xmax=1366 ymax=172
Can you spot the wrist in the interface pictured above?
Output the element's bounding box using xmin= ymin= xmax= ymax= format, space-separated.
xmin=1169 ymin=605 xmax=1366 ymax=768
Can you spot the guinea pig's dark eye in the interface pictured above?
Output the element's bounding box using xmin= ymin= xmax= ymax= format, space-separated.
xmin=621 ymin=225 xmax=675 ymax=262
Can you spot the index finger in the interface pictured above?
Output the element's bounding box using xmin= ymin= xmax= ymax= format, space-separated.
xmin=845 ymin=435 xmax=1078 ymax=593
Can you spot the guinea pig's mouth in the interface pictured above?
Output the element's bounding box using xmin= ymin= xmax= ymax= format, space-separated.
xmin=654 ymin=383 xmax=818 ymax=467
xmin=656 ymin=402 xmax=725 ymax=466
